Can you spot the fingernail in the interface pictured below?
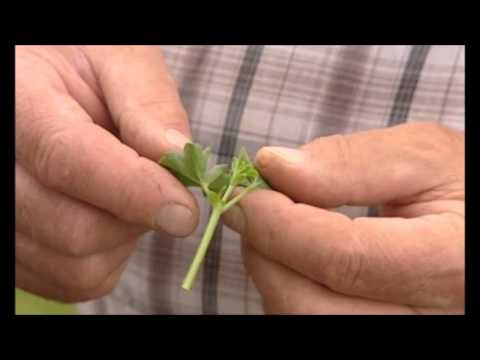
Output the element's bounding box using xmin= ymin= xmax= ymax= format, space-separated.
xmin=223 ymin=205 xmax=245 ymax=234
xmin=258 ymin=146 xmax=305 ymax=166
xmin=155 ymin=204 xmax=195 ymax=236
xmin=165 ymin=129 xmax=190 ymax=150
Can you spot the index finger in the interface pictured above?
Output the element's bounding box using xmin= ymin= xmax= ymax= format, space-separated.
xmin=15 ymin=86 xmax=199 ymax=236
xmin=82 ymin=46 xmax=191 ymax=160
xmin=223 ymin=190 xmax=464 ymax=309
xmin=243 ymin=244 xmax=418 ymax=314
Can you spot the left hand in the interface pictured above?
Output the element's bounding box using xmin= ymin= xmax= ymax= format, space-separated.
xmin=223 ymin=122 xmax=464 ymax=314
xmin=15 ymin=46 xmax=198 ymax=302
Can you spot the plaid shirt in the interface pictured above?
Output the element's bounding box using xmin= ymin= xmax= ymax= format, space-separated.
xmin=77 ymin=45 xmax=465 ymax=314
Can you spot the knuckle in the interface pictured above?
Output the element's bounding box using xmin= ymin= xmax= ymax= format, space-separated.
xmin=116 ymin=99 xmax=187 ymax=143
xmin=115 ymin=103 xmax=143 ymax=143
xmin=405 ymin=122 xmax=464 ymax=177
xmin=309 ymin=135 xmax=355 ymax=203
xmin=258 ymin=206 xmax=289 ymax=257
xmin=35 ymin=126 xmax=75 ymax=188
xmin=300 ymin=219 xmax=330 ymax=278
xmin=63 ymin=213 xmax=102 ymax=257
xmin=324 ymin=221 xmax=366 ymax=292
xmin=308 ymin=133 xmax=353 ymax=162
xmin=330 ymin=134 xmax=354 ymax=171
xmin=334 ymin=247 xmax=364 ymax=292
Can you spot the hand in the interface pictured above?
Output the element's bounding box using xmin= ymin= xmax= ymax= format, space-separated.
xmin=15 ymin=46 xmax=199 ymax=302
xmin=223 ymin=122 xmax=464 ymax=314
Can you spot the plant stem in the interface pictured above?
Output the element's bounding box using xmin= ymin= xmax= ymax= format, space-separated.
xmin=181 ymin=205 xmax=222 ymax=291
xmin=222 ymin=184 xmax=235 ymax=202
xmin=222 ymin=184 xmax=256 ymax=213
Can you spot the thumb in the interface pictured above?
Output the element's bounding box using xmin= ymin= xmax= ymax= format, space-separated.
xmin=83 ymin=46 xmax=191 ymax=160
xmin=255 ymin=122 xmax=461 ymax=208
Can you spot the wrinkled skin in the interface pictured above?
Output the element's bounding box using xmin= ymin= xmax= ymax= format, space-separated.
xmin=16 ymin=46 xmax=199 ymax=302
xmin=224 ymin=122 xmax=464 ymax=314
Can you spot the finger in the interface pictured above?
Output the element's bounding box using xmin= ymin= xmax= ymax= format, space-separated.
xmin=82 ymin=46 xmax=191 ymax=160
xmin=223 ymin=190 xmax=464 ymax=309
xmin=243 ymin=244 xmax=416 ymax=314
xmin=17 ymin=46 xmax=117 ymax=134
xmin=16 ymin=231 xmax=136 ymax=296
xmin=255 ymin=122 xmax=464 ymax=208
xmin=16 ymin=260 xmax=127 ymax=304
xmin=16 ymin=164 xmax=145 ymax=257
xmin=17 ymin=261 xmax=73 ymax=303
xmin=15 ymin=83 xmax=198 ymax=236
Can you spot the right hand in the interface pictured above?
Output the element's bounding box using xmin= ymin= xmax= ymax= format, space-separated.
xmin=16 ymin=46 xmax=199 ymax=302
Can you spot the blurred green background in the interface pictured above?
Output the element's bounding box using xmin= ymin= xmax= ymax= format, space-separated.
xmin=16 ymin=288 xmax=77 ymax=315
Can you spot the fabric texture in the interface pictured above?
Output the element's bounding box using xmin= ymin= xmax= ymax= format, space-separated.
xmin=76 ymin=45 xmax=465 ymax=314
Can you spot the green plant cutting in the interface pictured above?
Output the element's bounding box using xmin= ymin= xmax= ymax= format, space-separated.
xmin=160 ymin=143 xmax=269 ymax=291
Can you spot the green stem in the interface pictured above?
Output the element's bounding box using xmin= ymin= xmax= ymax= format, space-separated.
xmin=222 ymin=184 xmax=256 ymax=213
xmin=222 ymin=184 xmax=235 ymax=202
xmin=181 ymin=206 xmax=222 ymax=291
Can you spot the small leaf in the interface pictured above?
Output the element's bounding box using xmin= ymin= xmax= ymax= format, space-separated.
xmin=175 ymin=172 xmax=201 ymax=187
xmin=159 ymin=142 xmax=273 ymax=291
xmin=159 ymin=152 xmax=200 ymax=187
xmin=184 ymin=143 xmax=208 ymax=181
xmin=205 ymin=164 xmax=231 ymax=193
xmin=159 ymin=152 xmax=187 ymax=175
xmin=237 ymin=148 xmax=251 ymax=164
xmin=230 ymin=147 xmax=267 ymax=188
xmin=253 ymin=175 xmax=271 ymax=189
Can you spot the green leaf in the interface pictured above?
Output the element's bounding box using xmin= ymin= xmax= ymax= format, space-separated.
xmin=159 ymin=142 xmax=215 ymax=189
xmin=184 ymin=143 xmax=209 ymax=181
xmin=238 ymin=174 xmax=270 ymax=189
xmin=204 ymin=164 xmax=230 ymax=193
xmin=159 ymin=142 xmax=272 ymax=291
xmin=230 ymin=147 xmax=270 ymax=190
xmin=230 ymin=149 xmax=250 ymax=184
xmin=159 ymin=152 xmax=200 ymax=187
xmin=237 ymin=147 xmax=251 ymax=163
xmin=253 ymin=174 xmax=271 ymax=189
